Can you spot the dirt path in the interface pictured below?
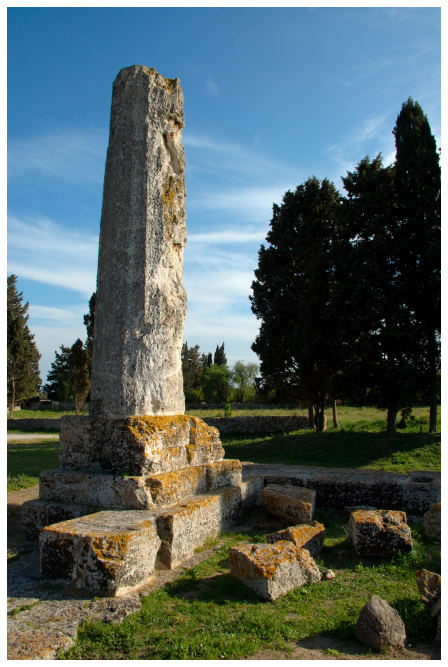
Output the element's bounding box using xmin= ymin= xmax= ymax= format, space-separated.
xmin=7 ymin=433 xmax=59 ymax=443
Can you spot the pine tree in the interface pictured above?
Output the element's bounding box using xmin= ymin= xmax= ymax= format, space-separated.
xmin=393 ymin=99 xmax=441 ymax=432
xmin=44 ymin=345 xmax=73 ymax=401
xmin=69 ymin=339 xmax=91 ymax=415
xmin=7 ymin=275 xmax=41 ymax=417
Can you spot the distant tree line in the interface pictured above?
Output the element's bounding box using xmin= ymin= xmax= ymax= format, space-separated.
xmin=250 ymin=99 xmax=440 ymax=433
xmin=182 ymin=341 xmax=258 ymax=404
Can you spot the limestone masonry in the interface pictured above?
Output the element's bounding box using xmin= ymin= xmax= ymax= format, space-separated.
xmin=90 ymin=65 xmax=187 ymax=418
xmin=21 ymin=66 xmax=252 ymax=595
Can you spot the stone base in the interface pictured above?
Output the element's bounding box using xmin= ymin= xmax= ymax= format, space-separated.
xmin=36 ymin=459 xmax=242 ymax=510
xmin=40 ymin=510 xmax=161 ymax=596
xmin=229 ymin=541 xmax=321 ymax=600
xmin=22 ymin=499 xmax=96 ymax=540
xmin=261 ymin=484 xmax=316 ymax=523
xmin=155 ymin=486 xmax=243 ymax=568
xmin=59 ymin=415 xmax=224 ymax=475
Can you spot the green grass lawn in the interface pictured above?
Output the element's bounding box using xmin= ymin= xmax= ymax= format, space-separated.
xmin=222 ymin=431 xmax=440 ymax=473
xmin=62 ymin=509 xmax=440 ymax=660
xmin=7 ymin=440 xmax=60 ymax=491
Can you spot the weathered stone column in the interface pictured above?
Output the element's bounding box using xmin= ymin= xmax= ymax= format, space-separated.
xmin=90 ymin=65 xmax=187 ymax=418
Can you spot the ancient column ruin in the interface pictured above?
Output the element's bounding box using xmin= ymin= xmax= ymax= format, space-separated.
xmin=90 ymin=66 xmax=187 ymax=418
xmin=22 ymin=66 xmax=260 ymax=596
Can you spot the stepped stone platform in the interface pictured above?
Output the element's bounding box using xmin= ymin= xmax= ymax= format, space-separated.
xmin=22 ymin=415 xmax=263 ymax=594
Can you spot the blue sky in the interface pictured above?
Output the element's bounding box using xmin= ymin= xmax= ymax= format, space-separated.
xmin=7 ymin=6 xmax=441 ymax=385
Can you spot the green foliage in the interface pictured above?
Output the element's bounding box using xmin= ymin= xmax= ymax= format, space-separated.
xmin=213 ymin=342 xmax=227 ymax=366
xmin=83 ymin=291 xmax=96 ymax=363
xmin=7 ymin=275 xmax=41 ymax=417
xmin=181 ymin=342 xmax=204 ymax=391
xmin=44 ymin=345 xmax=73 ymax=401
xmin=62 ymin=515 xmax=439 ymax=660
xmin=393 ymin=98 xmax=441 ymax=433
xmin=201 ymin=364 xmax=231 ymax=403
xmin=231 ymin=361 xmax=259 ymax=402
xmin=69 ymin=339 xmax=90 ymax=415
xmin=250 ymin=177 xmax=344 ymax=431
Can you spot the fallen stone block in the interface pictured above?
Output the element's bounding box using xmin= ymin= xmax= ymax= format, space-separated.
xmin=155 ymin=486 xmax=242 ymax=569
xmin=261 ymin=484 xmax=316 ymax=523
xmin=266 ymin=521 xmax=325 ymax=557
xmin=354 ymin=595 xmax=406 ymax=651
xmin=423 ymin=502 xmax=440 ymax=540
xmin=229 ymin=541 xmax=321 ymax=601
xmin=416 ymin=569 xmax=441 ymax=605
xmin=348 ymin=510 xmax=412 ymax=557
xmin=40 ymin=510 xmax=160 ymax=596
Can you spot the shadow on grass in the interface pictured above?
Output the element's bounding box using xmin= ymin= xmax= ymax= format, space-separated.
xmin=7 ymin=441 xmax=60 ymax=479
xmin=222 ymin=430 xmax=440 ymax=471
xmin=165 ymin=571 xmax=262 ymax=605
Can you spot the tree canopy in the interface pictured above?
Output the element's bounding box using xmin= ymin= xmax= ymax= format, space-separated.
xmin=7 ymin=274 xmax=41 ymax=417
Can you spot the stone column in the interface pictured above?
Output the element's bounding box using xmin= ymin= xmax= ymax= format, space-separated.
xmin=90 ymin=65 xmax=187 ymax=418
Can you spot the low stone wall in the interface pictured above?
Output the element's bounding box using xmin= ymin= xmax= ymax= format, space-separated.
xmin=242 ymin=463 xmax=441 ymax=517
xmin=202 ymin=416 xmax=310 ymax=434
xmin=7 ymin=418 xmax=61 ymax=432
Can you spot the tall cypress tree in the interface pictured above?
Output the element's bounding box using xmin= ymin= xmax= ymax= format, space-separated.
xmin=7 ymin=274 xmax=41 ymax=417
xmin=250 ymin=177 xmax=343 ymax=431
xmin=340 ymin=155 xmax=417 ymax=432
xmin=69 ymin=338 xmax=91 ymax=415
xmin=393 ymin=99 xmax=441 ymax=432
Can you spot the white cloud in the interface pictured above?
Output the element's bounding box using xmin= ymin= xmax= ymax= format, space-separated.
xmin=7 ymin=214 xmax=98 ymax=298
xmin=190 ymin=184 xmax=291 ymax=222
xmin=8 ymin=127 xmax=107 ymax=184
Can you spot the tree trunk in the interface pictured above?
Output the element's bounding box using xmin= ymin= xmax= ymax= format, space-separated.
xmin=386 ymin=407 xmax=397 ymax=434
xmin=428 ymin=331 xmax=439 ymax=433
xmin=307 ymin=402 xmax=314 ymax=429
xmin=314 ymin=399 xmax=325 ymax=433
xmin=8 ymin=377 xmax=15 ymax=419
xmin=332 ymin=399 xmax=338 ymax=429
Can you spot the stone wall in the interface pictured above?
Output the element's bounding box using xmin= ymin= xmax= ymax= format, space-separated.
xmin=202 ymin=416 xmax=310 ymax=434
xmin=7 ymin=419 xmax=61 ymax=432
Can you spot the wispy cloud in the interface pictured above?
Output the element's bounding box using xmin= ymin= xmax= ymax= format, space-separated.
xmin=8 ymin=127 xmax=107 ymax=184
xmin=206 ymin=77 xmax=218 ymax=96
xmin=7 ymin=214 xmax=98 ymax=297
xmin=190 ymin=184 xmax=292 ymax=223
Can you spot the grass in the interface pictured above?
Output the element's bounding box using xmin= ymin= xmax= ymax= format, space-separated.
xmin=222 ymin=431 xmax=440 ymax=473
xmin=61 ymin=509 xmax=440 ymax=660
xmin=7 ymin=409 xmax=88 ymax=419
xmin=7 ymin=440 xmax=60 ymax=491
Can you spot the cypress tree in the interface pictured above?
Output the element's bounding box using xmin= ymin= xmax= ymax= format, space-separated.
xmin=7 ymin=274 xmax=41 ymax=417
xmin=393 ymin=99 xmax=441 ymax=432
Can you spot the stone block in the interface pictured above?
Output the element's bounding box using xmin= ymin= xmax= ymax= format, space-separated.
xmin=146 ymin=459 xmax=242 ymax=507
xmin=21 ymin=499 xmax=96 ymax=540
xmin=155 ymin=486 xmax=242 ymax=569
xmin=59 ymin=415 xmax=224 ymax=475
xmin=261 ymin=484 xmax=316 ymax=523
xmin=348 ymin=510 xmax=412 ymax=557
xmin=402 ymin=473 xmax=441 ymax=516
xmin=239 ymin=476 xmax=265 ymax=509
xmin=39 ymin=469 xmax=154 ymax=509
xmin=415 ymin=569 xmax=441 ymax=605
xmin=423 ymin=502 xmax=441 ymax=540
xmin=229 ymin=541 xmax=321 ymax=601
xmin=40 ymin=510 xmax=160 ymax=596
xmin=266 ymin=521 xmax=325 ymax=558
